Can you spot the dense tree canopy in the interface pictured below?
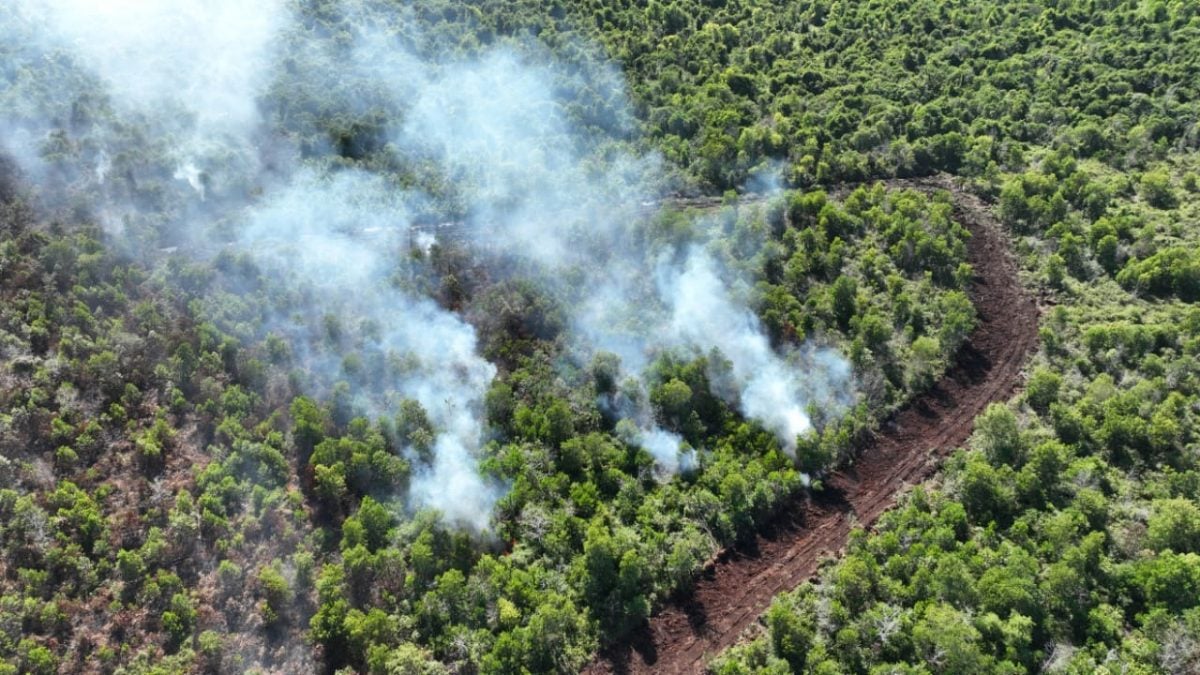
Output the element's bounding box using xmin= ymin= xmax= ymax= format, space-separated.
xmin=1 ymin=0 xmax=1199 ymax=673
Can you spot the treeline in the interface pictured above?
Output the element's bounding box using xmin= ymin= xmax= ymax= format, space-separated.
xmin=714 ymin=155 xmax=1200 ymax=674
xmin=388 ymin=0 xmax=1200 ymax=189
xmin=715 ymin=305 xmax=1200 ymax=673
xmin=283 ymin=187 xmax=974 ymax=672
xmin=3 ymin=0 xmax=1200 ymax=672
xmin=0 ymin=177 xmax=972 ymax=673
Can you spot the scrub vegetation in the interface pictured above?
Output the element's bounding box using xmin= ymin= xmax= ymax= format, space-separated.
xmin=0 ymin=1 xmax=1198 ymax=674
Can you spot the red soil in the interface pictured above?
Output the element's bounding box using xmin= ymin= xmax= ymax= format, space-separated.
xmin=585 ymin=176 xmax=1041 ymax=674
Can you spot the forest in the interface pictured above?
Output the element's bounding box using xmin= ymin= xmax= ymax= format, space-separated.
xmin=0 ymin=0 xmax=1198 ymax=674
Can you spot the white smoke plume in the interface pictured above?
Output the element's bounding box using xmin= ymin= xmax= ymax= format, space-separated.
xmin=305 ymin=29 xmax=704 ymax=473
xmin=1 ymin=0 xmax=854 ymax=517
xmin=0 ymin=0 xmax=505 ymax=530
xmin=29 ymin=0 xmax=285 ymax=134
xmin=657 ymin=248 xmax=853 ymax=452
xmin=339 ymin=34 xmax=855 ymax=459
xmin=235 ymin=170 xmax=501 ymax=530
xmin=660 ymin=250 xmax=815 ymax=445
xmin=633 ymin=426 xmax=696 ymax=477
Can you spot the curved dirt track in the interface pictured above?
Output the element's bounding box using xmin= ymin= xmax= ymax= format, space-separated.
xmin=585 ymin=175 xmax=1041 ymax=675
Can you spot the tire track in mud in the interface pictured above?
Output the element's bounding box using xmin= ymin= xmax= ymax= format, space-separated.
xmin=584 ymin=175 xmax=1041 ymax=675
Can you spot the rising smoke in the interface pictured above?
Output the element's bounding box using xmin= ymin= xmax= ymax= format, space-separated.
xmin=235 ymin=169 xmax=501 ymax=530
xmin=657 ymin=248 xmax=852 ymax=453
xmin=0 ymin=0 xmax=853 ymax=530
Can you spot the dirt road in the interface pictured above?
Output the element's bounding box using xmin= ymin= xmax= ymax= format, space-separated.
xmin=585 ymin=176 xmax=1041 ymax=675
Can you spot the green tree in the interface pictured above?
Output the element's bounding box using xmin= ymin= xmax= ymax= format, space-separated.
xmin=766 ymin=590 xmax=817 ymax=671
xmin=830 ymin=275 xmax=858 ymax=329
xmin=1024 ymin=367 xmax=1062 ymax=413
xmin=1146 ymin=498 xmax=1200 ymax=554
xmin=1139 ymin=169 xmax=1177 ymax=209
xmin=974 ymin=404 xmax=1024 ymax=467
xmin=912 ymin=604 xmax=993 ymax=673
xmin=652 ymin=378 xmax=693 ymax=427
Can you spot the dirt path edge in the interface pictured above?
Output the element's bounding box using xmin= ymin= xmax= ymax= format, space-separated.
xmin=584 ymin=175 xmax=1041 ymax=675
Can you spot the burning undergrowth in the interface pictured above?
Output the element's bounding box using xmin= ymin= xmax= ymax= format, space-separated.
xmin=0 ymin=0 xmax=853 ymax=531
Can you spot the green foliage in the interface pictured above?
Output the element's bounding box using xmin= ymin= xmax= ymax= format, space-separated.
xmin=1139 ymin=169 xmax=1178 ymax=209
xmin=1024 ymin=367 xmax=1062 ymax=414
xmin=257 ymin=561 xmax=292 ymax=627
xmin=5 ymin=0 xmax=1200 ymax=672
xmin=1118 ymin=247 xmax=1200 ymax=301
xmin=343 ymin=497 xmax=395 ymax=553
xmin=973 ymin=404 xmax=1024 ymax=467
xmin=830 ymin=275 xmax=857 ymax=329
xmin=766 ymin=591 xmax=817 ymax=671
xmin=719 ymin=290 xmax=1200 ymax=673
xmin=1146 ymin=499 xmax=1200 ymax=554
xmin=291 ymin=395 xmax=328 ymax=461
xmin=908 ymin=335 xmax=942 ymax=392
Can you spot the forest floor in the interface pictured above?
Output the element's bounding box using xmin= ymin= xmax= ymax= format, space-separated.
xmin=585 ymin=176 xmax=1041 ymax=675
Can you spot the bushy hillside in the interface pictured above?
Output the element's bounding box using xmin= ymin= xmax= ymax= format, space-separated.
xmin=715 ymin=166 xmax=1200 ymax=673
xmin=0 ymin=1 xmax=1198 ymax=674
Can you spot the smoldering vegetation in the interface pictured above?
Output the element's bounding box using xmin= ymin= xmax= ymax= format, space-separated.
xmin=0 ymin=0 xmax=853 ymax=532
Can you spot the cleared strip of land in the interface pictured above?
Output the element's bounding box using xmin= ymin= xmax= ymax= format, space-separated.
xmin=587 ymin=176 xmax=1041 ymax=675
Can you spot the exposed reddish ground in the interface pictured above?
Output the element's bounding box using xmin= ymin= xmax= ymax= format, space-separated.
xmin=585 ymin=176 xmax=1041 ymax=675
